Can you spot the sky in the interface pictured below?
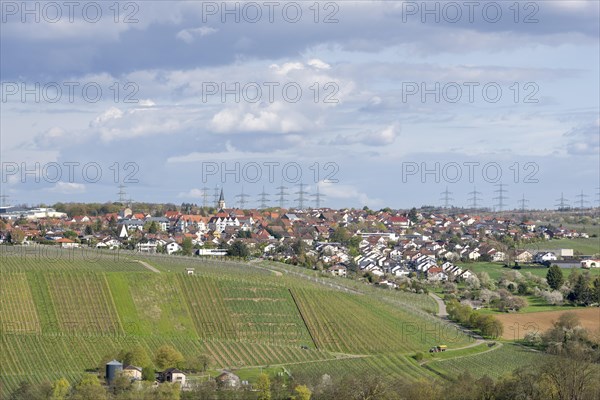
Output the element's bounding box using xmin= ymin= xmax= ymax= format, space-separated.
xmin=0 ymin=0 xmax=599 ymax=210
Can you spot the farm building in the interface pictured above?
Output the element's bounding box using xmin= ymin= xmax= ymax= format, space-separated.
xmin=122 ymin=365 xmax=142 ymax=380
xmin=161 ymin=368 xmax=186 ymax=386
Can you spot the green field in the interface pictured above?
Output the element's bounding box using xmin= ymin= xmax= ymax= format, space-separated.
xmin=426 ymin=343 xmax=552 ymax=380
xmin=0 ymin=248 xmax=550 ymax=397
xmin=526 ymin=237 xmax=600 ymax=255
xmin=459 ymin=261 xmax=600 ymax=281
xmin=0 ymin=246 xmax=576 ymax=396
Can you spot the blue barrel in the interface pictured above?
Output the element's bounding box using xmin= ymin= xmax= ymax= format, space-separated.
xmin=106 ymin=360 xmax=123 ymax=384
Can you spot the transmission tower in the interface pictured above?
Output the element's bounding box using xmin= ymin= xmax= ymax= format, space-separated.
xmin=200 ymin=187 xmax=211 ymax=208
xmin=235 ymin=186 xmax=250 ymax=209
xmin=127 ymin=197 xmax=135 ymax=209
xmin=0 ymin=194 xmax=10 ymax=207
xmin=467 ymin=186 xmax=482 ymax=210
xmin=213 ymin=186 xmax=220 ymax=208
xmin=493 ymin=183 xmax=508 ymax=211
xmin=439 ymin=186 xmax=453 ymax=209
xmin=257 ymin=186 xmax=270 ymax=209
xmin=294 ymin=183 xmax=309 ymax=210
xmin=574 ymin=190 xmax=589 ymax=210
xmin=517 ymin=193 xmax=529 ymax=212
xmin=555 ymin=192 xmax=570 ymax=211
xmin=276 ymin=185 xmax=289 ymax=209
xmin=311 ymin=184 xmax=326 ymax=209
xmin=117 ymin=185 xmax=127 ymax=203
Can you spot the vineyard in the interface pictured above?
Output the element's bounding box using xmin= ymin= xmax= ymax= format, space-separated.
xmin=0 ymin=253 xmax=517 ymax=397
xmin=290 ymin=287 xmax=471 ymax=353
xmin=426 ymin=343 xmax=552 ymax=379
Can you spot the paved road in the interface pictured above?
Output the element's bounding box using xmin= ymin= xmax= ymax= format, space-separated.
xmin=429 ymin=292 xmax=448 ymax=317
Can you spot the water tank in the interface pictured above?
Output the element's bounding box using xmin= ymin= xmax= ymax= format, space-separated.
xmin=106 ymin=360 xmax=123 ymax=384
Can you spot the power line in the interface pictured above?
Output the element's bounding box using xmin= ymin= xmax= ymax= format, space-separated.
xmin=555 ymin=192 xmax=570 ymax=210
xmin=439 ymin=186 xmax=453 ymax=209
xmin=574 ymin=190 xmax=589 ymax=210
xmin=200 ymin=187 xmax=211 ymax=208
xmin=276 ymin=184 xmax=289 ymax=209
xmin=257 ymin=186 xmax=270 ymax=209
xmin=117 ymin=185 xmax=127 ymax=203
xmin=467 ymin=186 xmax=483 ymax=210
xmin=213 ymin=186 xmax=220 ymax=208
xmin=235 ymin=186 xmax=250 ymax=209
xmin=311 ymin=183 xmax=325 ymax=209
xmin=294 ymin=182 xmax=309 ymax=210
xmin=493 ymin=183 xmax=508 ymax=211
xmin=517 ymin=193 xmax=529 ymax=212
xmin=0 ymin=194 xmax=10 ymax=207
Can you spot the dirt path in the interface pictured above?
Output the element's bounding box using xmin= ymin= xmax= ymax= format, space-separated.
xmin=134 ymin=259 xmax=160 ymax=273
xmin=429 ymin=292 xmax=448 ymax=317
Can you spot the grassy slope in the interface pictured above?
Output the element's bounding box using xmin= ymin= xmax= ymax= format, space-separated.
xmin=1 ymin=252 xmax=527 ymax=397
xmin=426 ymin=343 xmax=551 ymax=379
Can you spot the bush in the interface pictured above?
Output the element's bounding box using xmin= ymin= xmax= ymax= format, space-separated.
xmin=414 ymin=352 xmax=424 ymax=362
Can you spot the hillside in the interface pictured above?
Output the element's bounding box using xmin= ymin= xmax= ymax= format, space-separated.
xmin=0 ymin=247 xmax=548 ymax=397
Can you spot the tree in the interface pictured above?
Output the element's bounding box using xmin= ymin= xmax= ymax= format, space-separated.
xmin=256 ymin=373 xmax=271 ymax=400
xmin=10 ymin=381 xmax=52 ymax=400
xmin=142 ymin=365 xmax=155 ymax=382
xmin=8 ymin=229 xmax=25 ymax=244
xmin=50 ymin=378 xmax=70 ymax=400
xmin=593 ymin=276 xmax=600 ymax=304
xmin=567 ymin=274 xmax=592 ymax=305
xmin=155 ymin=345 xmax=184 ymax=370
xmin=71 ymin=374 xmax=107 ymax=400
xmin=408 ymin=207 xmax=419 ymax=224
xmin=119 ymin=345 xmax=151 ymax=368
xmin=84 ymin=225 xmax=94 ymax=235
xmin=227 ymin=240 xmax=249 ymax=258
xmin=292 ymin=384 xmax=312 ymax=400
xmin=181 ymin=238 xmax=193 ymax=256
xmin=148 ymin=221 xmax=158 ymax=234
xmin=546 ymin=265 xmax=564 ymax=290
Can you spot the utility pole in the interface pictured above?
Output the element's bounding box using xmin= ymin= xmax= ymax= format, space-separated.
xmin=467 ymin=186 xmax=482 ymax=210
xmin=493 ymin=183 xmax=508 ymax=212
xmin=440 ymin=186 xmax=453 ymax=209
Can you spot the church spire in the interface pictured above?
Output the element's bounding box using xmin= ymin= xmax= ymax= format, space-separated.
xmin=218 ymin=188 xmax=226 ymax=209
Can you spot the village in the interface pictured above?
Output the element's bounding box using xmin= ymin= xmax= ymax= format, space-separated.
xmin=1 ymin=190 xmax=598 ymax=287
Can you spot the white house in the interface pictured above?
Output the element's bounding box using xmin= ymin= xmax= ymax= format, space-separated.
xmin=534 ymin=252 xmax=557 ymax=263
xmin=166 ymin=242 xmax=182 ymax=255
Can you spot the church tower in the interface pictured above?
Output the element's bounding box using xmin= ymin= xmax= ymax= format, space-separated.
xmin=218 ymin=188 xmax=226 ymax=210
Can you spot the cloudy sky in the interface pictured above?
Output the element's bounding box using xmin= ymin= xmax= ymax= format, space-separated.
xmin=1 ymin=0 xmax=598 ymax=210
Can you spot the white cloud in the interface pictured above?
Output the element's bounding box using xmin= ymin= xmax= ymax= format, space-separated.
xmin=176 ymin=27 xmax=218 ymax=43
xmin=319 ymin=181 xmax=384 ymax=208
xmin=330 ymin=123 xmax=400 ymax=146
xmin=48 ymin=182 xmax=86 ymax=194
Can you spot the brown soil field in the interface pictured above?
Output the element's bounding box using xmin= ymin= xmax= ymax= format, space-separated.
xmin=495 ymin=308 xmax=600 ymax=340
